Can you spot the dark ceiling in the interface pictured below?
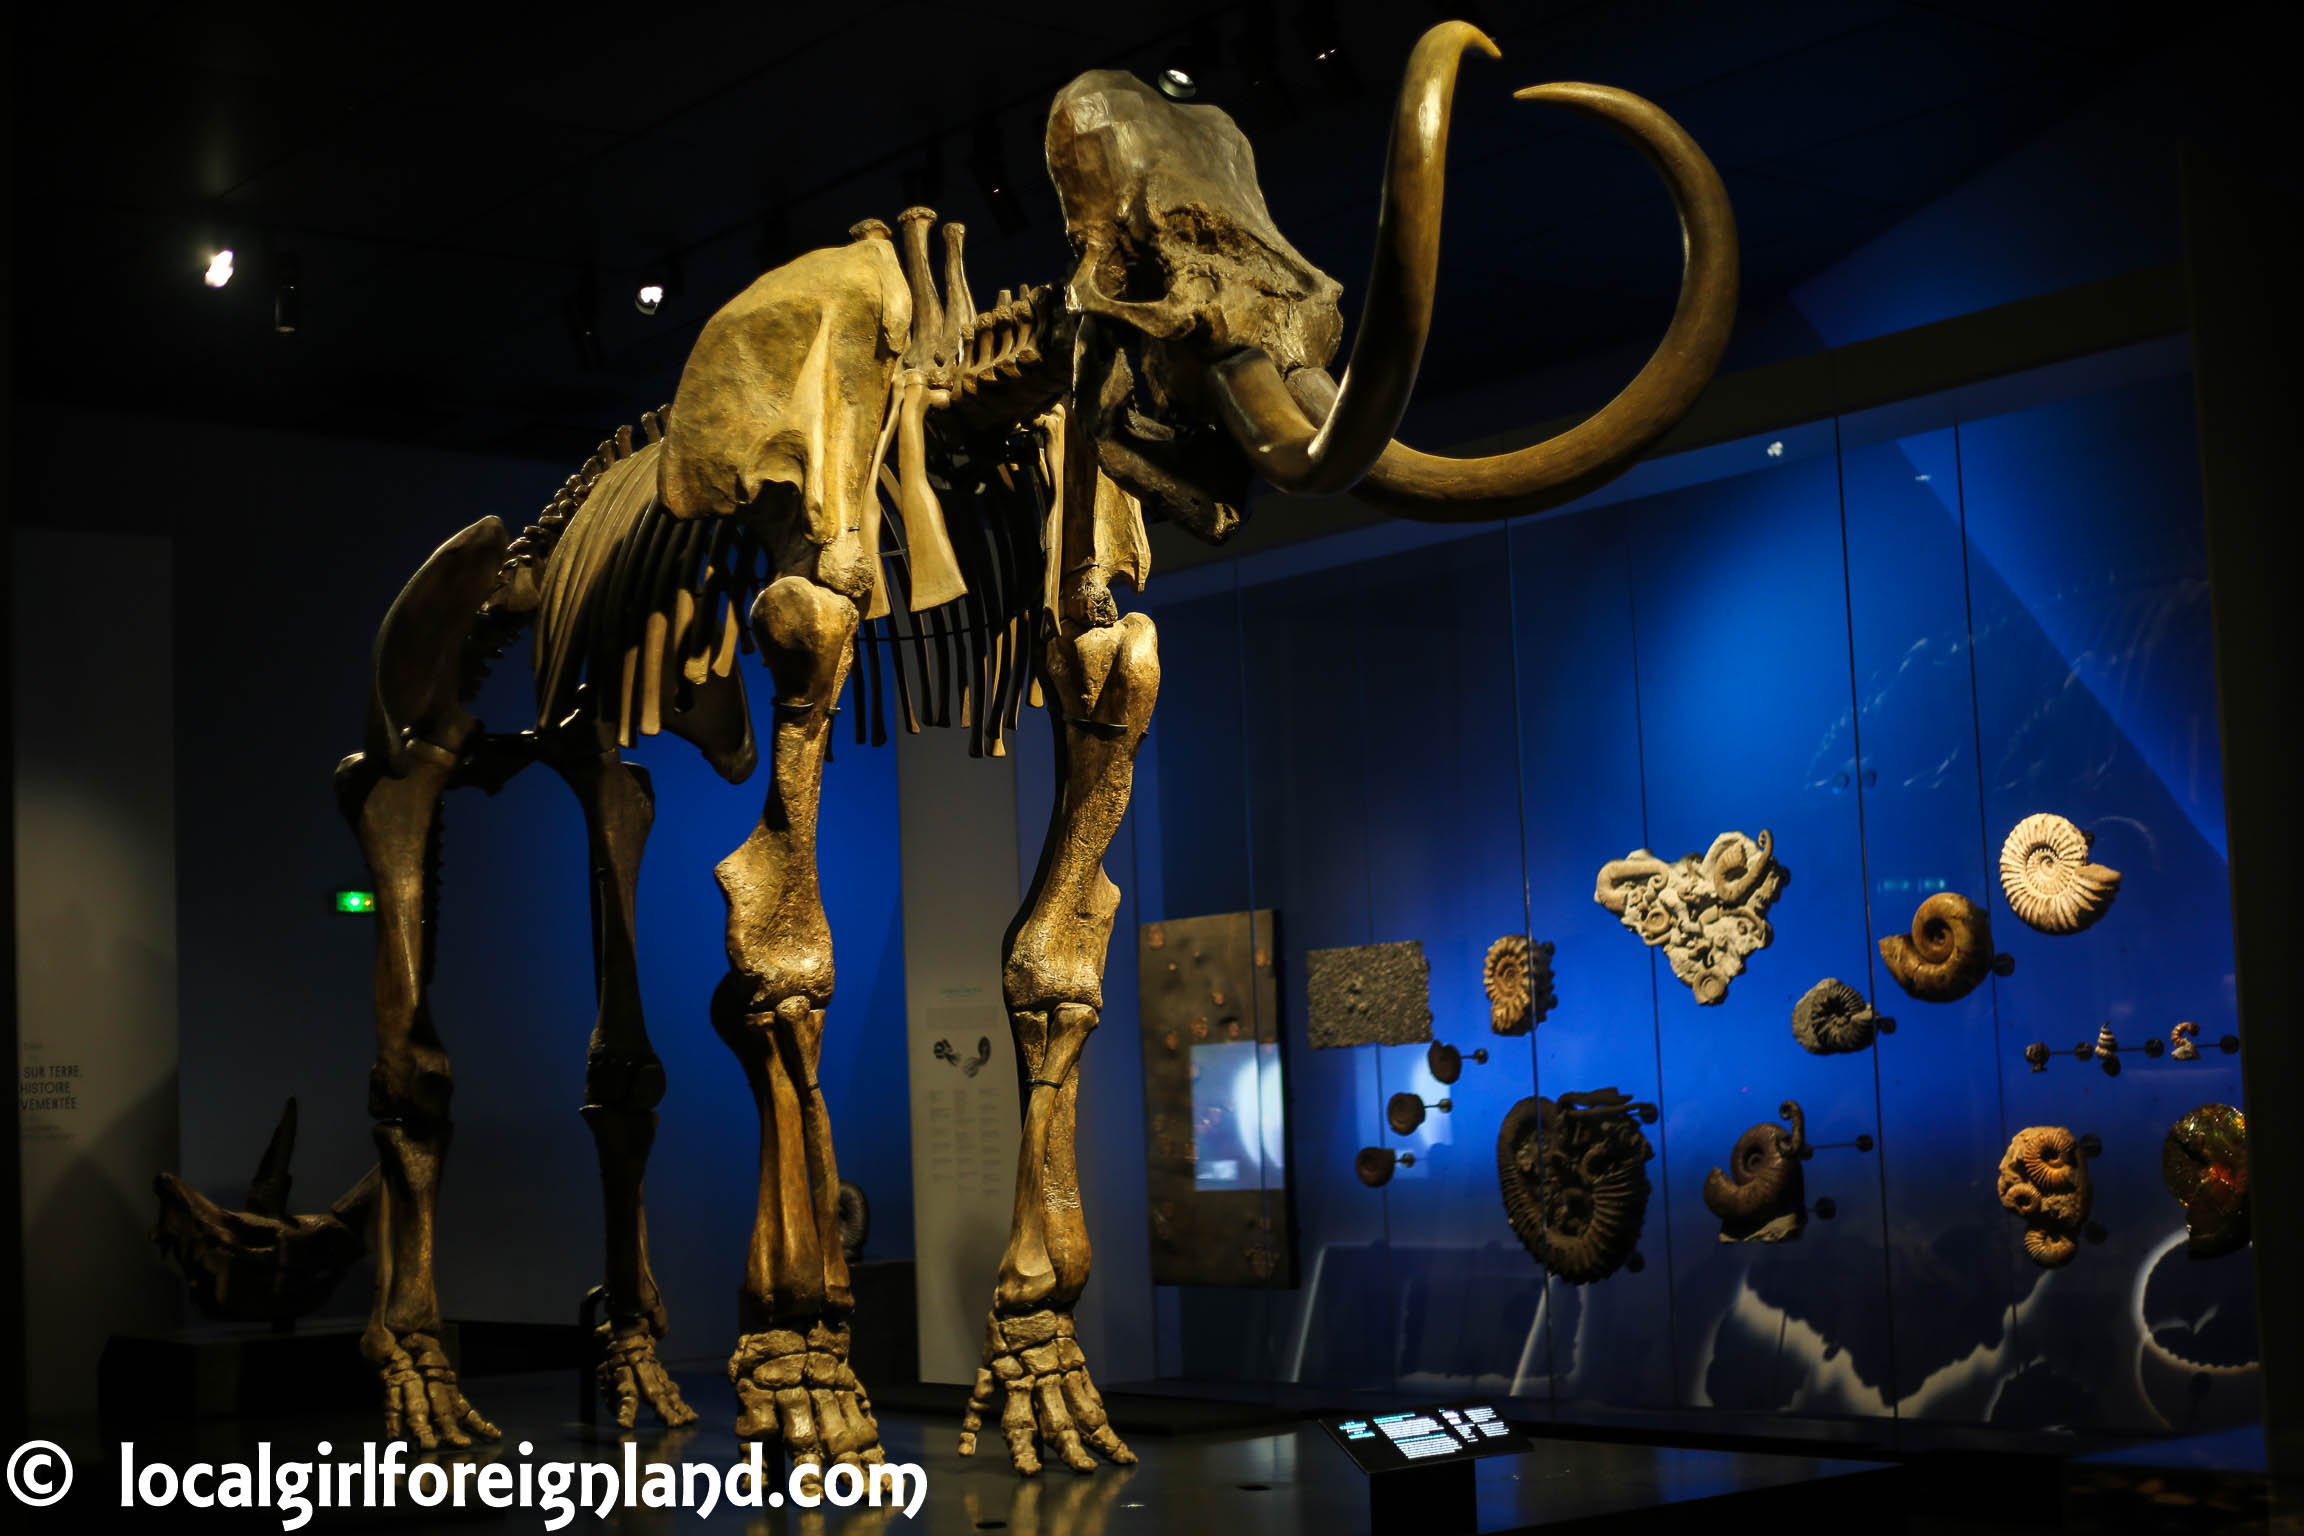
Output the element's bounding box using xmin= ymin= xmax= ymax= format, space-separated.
xmin=7 ymin=1 xmax=2195 ymax=469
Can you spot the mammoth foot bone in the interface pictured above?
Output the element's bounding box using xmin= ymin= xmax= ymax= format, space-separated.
xmin=960 ymin=1308 xmax=1135 ymax=1475
xmin=597 ymin=1319 xmax=699 ymax=1431
xmin=729 ymin=1322 xmax=883 ymax=1483
xmin=368 ymin=1329 xmax=500 ymax=1450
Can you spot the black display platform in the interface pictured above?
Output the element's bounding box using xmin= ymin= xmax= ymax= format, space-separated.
xmin=37 ymin=1371 xmax=1898 ymax=1532
xmin=98 ymin=1321 xmax=461 ymax=1423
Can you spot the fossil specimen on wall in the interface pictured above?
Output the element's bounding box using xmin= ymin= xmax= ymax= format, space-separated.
xmin=1881 ymin=892 xmax=2006 ymax=1003
xmin=1386 ymin=1090 xmax=1454 ymax=1137
xmin=1306 ymin=940 xmax=1434 ymax=1049
xmin=1425 ymin=1041 xmax=1486 ymax=1084
xmin=2171 ymin=1021 xmax=2201 ymax=1061
xmin=1484 ymin=935 xmax=1555 ymax=1034
xmin=1998 ymin=1126 xmax=2093 ymax=1268
xmin=1594 ymin=831 xmax=1786 ymax=1005
xmin=1136 ymin=910 xmax=1291 ymax=1290
xmin=1355 ymin=1147 xmax=1414 ymax=1187
xmin=1703 ymin=1101 xmax=1808 ymax=1242
xmin=1790 ymin=978 xmax=1887 ymax=1054
xmin=1999 ymin=813 xmax=2121 ymax=935
xmin=2163 ymin=1104 xmax=2248 ymax=1259
xmin=836 ymin=1179 xmax=871 ymax=1264
xmin=1498 ymin=1088 xmax=1656 ymax=1283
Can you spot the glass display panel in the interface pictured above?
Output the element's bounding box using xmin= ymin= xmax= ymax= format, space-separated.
xmin=1120 ymin=338 xmax=2253 ymax=1446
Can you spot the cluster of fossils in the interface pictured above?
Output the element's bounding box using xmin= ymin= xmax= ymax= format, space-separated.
xmin=1594 ymin=831 xmax=1785 ymax=1005
xmin=1991 ymin=1105 xmax=2249 ymax=1270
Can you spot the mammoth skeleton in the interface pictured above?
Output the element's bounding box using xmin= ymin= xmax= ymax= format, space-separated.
xmin=159 ymin=22 xmax=1734 ymax=1477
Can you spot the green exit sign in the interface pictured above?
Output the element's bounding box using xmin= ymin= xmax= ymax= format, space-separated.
xmin=334 ymin=890 xmax=376 ymax=914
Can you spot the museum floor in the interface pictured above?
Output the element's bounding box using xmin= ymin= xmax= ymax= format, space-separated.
xmin=34 ymin=1368 xmax=2290 ymax=1533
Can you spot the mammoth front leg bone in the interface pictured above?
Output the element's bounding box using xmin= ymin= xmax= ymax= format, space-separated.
xmin=960 ymin=610 xmax=1157 ymax=1475
xmin=552 ymin=745 xmax=698 ymax=1431
xmin=337 ymin=736 xmax=499 ymax=1450
xmin=712 ymin=576 xmax=883 ymax=1475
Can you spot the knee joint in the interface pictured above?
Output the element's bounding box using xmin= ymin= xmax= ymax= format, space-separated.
xmin=752 ymin=577 xmax=856 ymax=705
xmin=584 ymin=1052 xmax=666 ymax=1113
xmin=369 ymin=1065 xmax=451 ymax=1128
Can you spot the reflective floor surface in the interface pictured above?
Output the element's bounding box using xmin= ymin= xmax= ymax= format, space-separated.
xmin=19 ymin=1371 xmax=1896 ymax=1533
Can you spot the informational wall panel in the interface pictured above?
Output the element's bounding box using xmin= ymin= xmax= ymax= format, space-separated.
xmin=896 ymin=727 xmax=1022 ymax=1384
xmin=13 ymin=528 xmax=180 ymax=1416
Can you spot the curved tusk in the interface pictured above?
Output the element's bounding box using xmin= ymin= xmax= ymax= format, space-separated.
xmin=1353 ymin=81 xmax=1739 ymax=520
xmin=1208 ymin=20 xmax=1498 ymax=495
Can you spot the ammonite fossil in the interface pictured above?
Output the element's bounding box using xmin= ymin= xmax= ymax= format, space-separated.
xmin=1484 ymin=935 xmax=1555 ymax=1035
xmin=1703 ymin=1101 xmax=1808 ymax=1242
xmin=1881 ymin=892 xmax=2005 ymax=1003
xmin=2171 ymin=1021 xmax=2201 ymax=1061
xmin=1594 ymin=831 xmax=1787 ymax=1005
xmin=1999 ymin=812 xmax=2121 ymax=935
xmin=1790 ymin=978 xmax=1884 ymax=1054
xmin=2162 ymin=1104 xmax=2248 ymax=1259
xmin=1998 ymin=1126 xmax=2092 ymax=1268
xmin=1497 ymin=1088 xmax=1655 ymax=1284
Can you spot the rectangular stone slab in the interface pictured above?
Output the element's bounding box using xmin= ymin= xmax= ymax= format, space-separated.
xmin=1136 ymin=910 xmax=1293 ymax=1288
xmin=1305 ymin=940 xmax=1434 ymax=1049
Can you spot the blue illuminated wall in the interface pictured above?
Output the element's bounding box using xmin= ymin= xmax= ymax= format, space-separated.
xmin=1121 ymin=344 xmax=2252 ymax=1440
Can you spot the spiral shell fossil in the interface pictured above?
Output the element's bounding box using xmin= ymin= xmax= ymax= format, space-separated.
xmin=1999 ymin=813 xmax=2121 ymax=935
xmin=1881 ymin=892 xmax=2003 ymax=1003
xmin=1498 ymin=1088 xmax=1654 ymax=1284
xmin=1484 ymin=935 xmax=1555 ymax=1035
xmin=1790 ymin=978 xmax=1884 ymax=1054
xmin=1702 ymin=1101 xmax=1808 ymax=1242
xmin=1999 ymin=1126 xmax=2092 ymax=1268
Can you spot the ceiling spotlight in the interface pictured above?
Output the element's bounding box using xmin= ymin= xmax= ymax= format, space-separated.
xmin=969 ymin=114 xmax=1030 ymax=236
xmin=1158 ymin=66 xmax=1197 ymax=100
xmin=634 ymin=252 xmax=682 ymax=315
xmin=203 ymin=249 xmax=235 ymax=288
xmin=565 ymin=266 xmax=604 ymax=371
xmin=274 ymin=255 xmax=301 ymax=334
xmin=1294 ymin=0 xmax=1365 ymax=101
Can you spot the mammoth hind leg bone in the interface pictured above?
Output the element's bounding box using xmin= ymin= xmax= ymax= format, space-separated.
xmin=960 ymin=610 xmax=1158 ymax=1476
xmin=713 ymin=576 xmax=883 ymax=1478
xmin=551 ymin=744 xmax=698 ymax=1431
xmin=338 ymin=734 xmax=499 ymax=1450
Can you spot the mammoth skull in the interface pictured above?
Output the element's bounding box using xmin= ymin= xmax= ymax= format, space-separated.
xmin=1044 ymin=22 xmax=1738 ymax=537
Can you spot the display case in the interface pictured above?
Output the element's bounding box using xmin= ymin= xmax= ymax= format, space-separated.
xmin=1124 ymin=335 xmax=2252 ymax=1441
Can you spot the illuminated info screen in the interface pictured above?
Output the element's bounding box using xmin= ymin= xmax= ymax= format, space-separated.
xmin=1320 ymin=1401 xmax=1526 ymax=1473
